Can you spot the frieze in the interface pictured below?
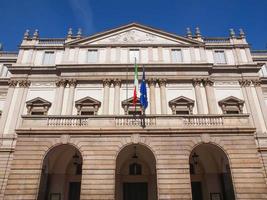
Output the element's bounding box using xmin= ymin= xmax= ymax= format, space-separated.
xmin=92 ymin=30 xmax=178 ymax=45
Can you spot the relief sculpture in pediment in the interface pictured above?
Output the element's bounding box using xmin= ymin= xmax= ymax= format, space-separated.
xmin=93 ymin=29 xmax=178 ymax=44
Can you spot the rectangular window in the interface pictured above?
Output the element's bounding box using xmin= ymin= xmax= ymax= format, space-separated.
xmin=87 ymin=49 xmax=98 ymax=63
xmin=214 ymin=50 xmax=226 ymax=64
xmin=171 ymin=49 xmax=182 ymax=62
xmin=129 ymin=49 xmax=140 ymax=63
xmin=43 ymin=51 xmax=55 ymax=65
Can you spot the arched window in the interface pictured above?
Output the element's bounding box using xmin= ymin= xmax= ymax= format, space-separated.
xmin=129 ymin=162 xmax=142 ymax=175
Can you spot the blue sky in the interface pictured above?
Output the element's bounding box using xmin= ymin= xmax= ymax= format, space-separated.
xmin=0 ymin=0 xmax=266 ymax=51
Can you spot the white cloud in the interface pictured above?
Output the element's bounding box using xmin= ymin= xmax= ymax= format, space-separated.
xmin=68 ymin=0 xmax=95 ymax=34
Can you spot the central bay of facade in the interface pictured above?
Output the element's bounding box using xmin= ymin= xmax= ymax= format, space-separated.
xmin=1 ymin=23 xmax=267 ymax=200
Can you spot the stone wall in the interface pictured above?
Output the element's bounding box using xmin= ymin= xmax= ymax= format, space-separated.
xmin=3 ymin=131 xmax=267 ymax=200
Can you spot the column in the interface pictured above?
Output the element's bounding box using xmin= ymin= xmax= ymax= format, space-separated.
xmin=192 ymin=79 xmax=204 ymax=114
xmin=55 ymin=79 xmax=67 ymax=115
xmin=16 ymin=80 xmax=31 ymax=129
xmin=159 ymin=79 xmax=167 ymax=114
xmin=203 ymin=79 xmax=218 ymax=114
xmin=103 ymin=79 xmax=111 ymax=114
xmin=0 ymin=80 xmax=17 ymax=136
xmin=66 ymin=79 xmax=77 ymax=115
xmin=148 ymin=78 xmax=156 ymax=114
xmin=9 ymin=80 xmax=31 ymax=133
xmin=239 ymin=80 xmax=262 ymax=133
xmin=252 ymin=80 xmax=267 ymax=128
xmin=113 ymin=79 xmax=121 ymax=115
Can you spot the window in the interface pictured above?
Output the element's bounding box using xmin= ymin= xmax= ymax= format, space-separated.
xmin=218 ymin=96 xmax=244 ymax=114
xmin=43 ymin=51 xmax=55 ymax=65
xmin=129 ymin=49 xmax=140 ymax=63
xmin=214 ymin=50 xmax=226 ymax=64
xmin=75 ymin=96 xmax=101 ymax=115
xmin=171 ymin=49 xmax=182 ymax=63
xmin=129 ymin=163 xmax=142 ymax=175
xmin=26 ymin=97 xmax=51 ymax=115
xmin=87 ymin=49 xmax=98 ymax=63
xmin=168 ymin=96 xmax=194 ymax=115
xmin=122 ymin=97 xmax=142 ymax=115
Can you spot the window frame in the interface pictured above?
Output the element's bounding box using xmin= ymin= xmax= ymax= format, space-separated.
xmin=42 ymin=51 xmax=55 ymax=65
xmin=87 ymin=49 xmax=98 ymax=63
xmin=213 ymin=50 xmax=227 ymax=64
xmin=129 ymin=49 xmax=140 ymax=63
xmin=171 ymin=49 xmax=183 ymax=63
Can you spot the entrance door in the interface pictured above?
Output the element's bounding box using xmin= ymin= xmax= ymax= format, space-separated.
xmin=191 ymin=182 xmax=203 ymax=200
xmin=123 ymin=182 xmax=148 ymax=200
xmin=68 ymin=182 xmax=81 ymax=200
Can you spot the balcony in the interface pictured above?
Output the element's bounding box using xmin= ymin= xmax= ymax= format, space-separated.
xmin=17 ymin=114 xmax=254 ymax=134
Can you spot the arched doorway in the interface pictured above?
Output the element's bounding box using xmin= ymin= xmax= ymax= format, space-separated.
xmin=189 ymin=144 xmax=235 ymax=200
xmin=115 ymin=144 xmax=158 ymax=200
xmin=37 ymin=144 xmax=83 ymax=200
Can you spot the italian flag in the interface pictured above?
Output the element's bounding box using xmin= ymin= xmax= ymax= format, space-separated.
xmin=133 ymin=59 xmax=138 ymax=106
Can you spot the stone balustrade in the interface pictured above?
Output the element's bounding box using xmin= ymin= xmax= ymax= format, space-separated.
xmin=18 ymin=114 xmax=252 ymax=133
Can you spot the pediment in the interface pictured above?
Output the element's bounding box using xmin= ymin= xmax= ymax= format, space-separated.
xmin=169 ymin=96 xmax=195 ymax=106
xmin=218 ymin=96 xmax=244 ymax=106
xmin=26 ymin=97 xmax=51 ymax=106
xmin=75 ymin=96 xmax=101 ymax=106
xmin=67 ymin=23 xmax=202 ymax=46
xmin=122 ymin=97 xmax=140 ymax=106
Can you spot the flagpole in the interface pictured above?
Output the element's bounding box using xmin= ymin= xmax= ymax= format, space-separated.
xmin=134 ymin=58 xmax=137 ymax=116
xmin=126 ymin=64 xmax=128 ymax=101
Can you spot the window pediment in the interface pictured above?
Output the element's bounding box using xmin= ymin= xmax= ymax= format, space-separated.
xmin=26 ymin=97 xmax=51 ymax=115
xmin=169 ymin=96 xmax=194 ymax=115
xmin=75 ymin=96 xmax=101 ymax=115
xmin=218 ymin=96 xmax=244 ymax=114
xmin=122 ymin=97 xmax=142 ymax=115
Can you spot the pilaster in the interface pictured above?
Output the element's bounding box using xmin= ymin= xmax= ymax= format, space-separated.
xmin=239 ymin=79 xmax=262 ymax=133
xmin=113 ymin=79 xmax=121 ymax=115
xmin=158 ymin=79 xmax=167 ymax=114
xmin=203 ymin=79 xmax=217 ymax=114
xmin=103 ymin=79 xmax=111 ymax=115
xmin=55 ymin=79 xmax=67 ymax=115
xmin=0 ymin=80 xmax=17 ymax=136
xmin=66 ymin=79 xmax=77 ymax=115
xmin=192 ymin=78 xmax=204 ymax=114
xmin=148 ymin=78 xmax=157 ymax=114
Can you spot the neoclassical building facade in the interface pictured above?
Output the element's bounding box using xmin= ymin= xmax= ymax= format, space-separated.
xmin=0 ymin=23 xmax=267 ymax=200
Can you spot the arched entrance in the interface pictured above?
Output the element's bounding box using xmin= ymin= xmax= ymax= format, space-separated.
xmin=115 ymin=144 xmax=158 ymax=200
xmin=37 ymin=144 xmax=83 ymax=200
xmin=189 ymin=144 xmax=235 ymax=200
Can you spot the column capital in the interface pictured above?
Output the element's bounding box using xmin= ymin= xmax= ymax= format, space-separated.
xmin=202 ymin=78 xmax=214 ymax=87
xmin=68 ymin=79 xmax=77 ymax=87
xmin=252 ymin=79 xmax=261 ymax=87
xmin=113 ymin=78 xmax=121 ymax=87
xmin=147 ymin=78 xmax=157 ymax=87
xmin=18 ymin=80 xmax=31 ymax=88
xmin=158 ymin=78 xmax=167 ymax=87
xmin=192 ymin=78 xmax=202 ymax=87
xmin=103 ymin=79 xmax=111 ymax=87
xmin=8 ymin=80 xmax=18 ymax=88
xmin=56 ymin=79 xmax=67 ymax=87
xmin=239 ymin=79 xmax=251 ymax=87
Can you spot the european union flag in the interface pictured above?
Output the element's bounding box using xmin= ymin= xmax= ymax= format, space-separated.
xmin=140 ymin=66 xmax=148 ymax=111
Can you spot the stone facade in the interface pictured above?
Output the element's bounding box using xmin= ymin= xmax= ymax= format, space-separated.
xmin=0 ymin=23 xmax=267 ymax=199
